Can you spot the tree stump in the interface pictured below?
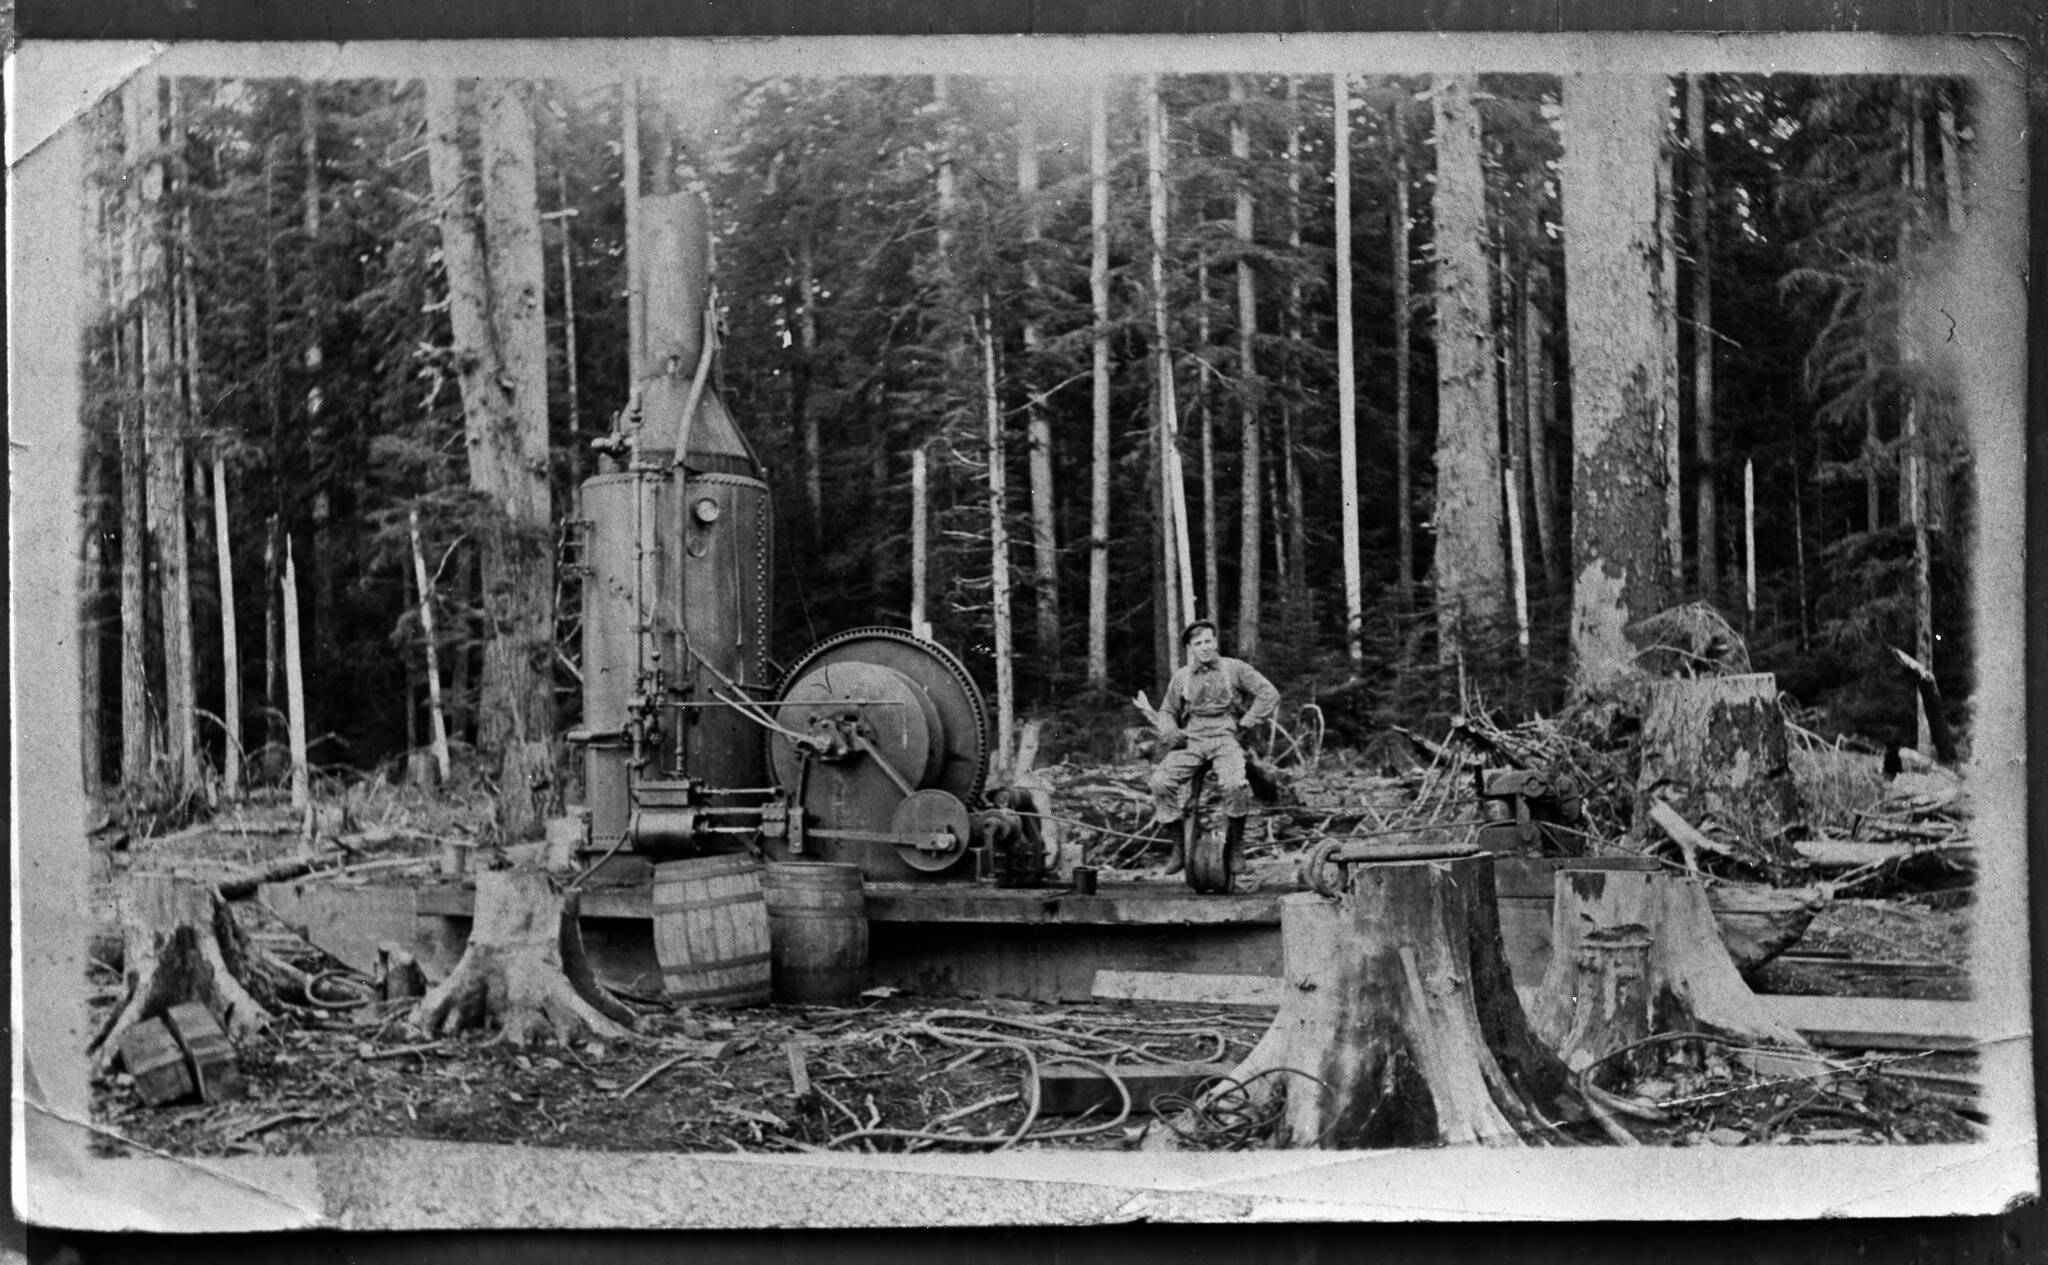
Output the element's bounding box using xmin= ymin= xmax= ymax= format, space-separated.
xmin=1529 ymin=869 xmax=1807 ymax=1053
xmin=89 ymin=874 xmax=280 ymax=1074
xmin=414 ymin=868 xmax=638 ymax=1047
xmin=1634 ymin=674 xmax=1803 ymax=872
xmin=1526 ymin=925 xmax=1654 ymax=1080
xmin=1209 ymin=855 xmax=1587 ymax=1148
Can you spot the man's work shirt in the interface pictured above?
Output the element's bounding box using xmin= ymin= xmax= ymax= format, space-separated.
xmin=1158 ymin=656 xmax=1280 ymax=739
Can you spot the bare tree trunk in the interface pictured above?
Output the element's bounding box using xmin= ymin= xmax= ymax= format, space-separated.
xmin=553 ymin=165 xmax=584 ymax=480
xmin=1282 ymin=78 xmax=1308 ymax=604
xmin=1430 ymin=75 xmax=1505 ymax=663
xmin=1017 ymin=115 xmax=1061 ymax=666
xmin=119 ymin=78 xmax=153 ymax=786
xmin=142 ymin=71 xmax=196 ymax=792
xmin=1086 ymin=80 xmax=1113 ymax=688
xmin=1902 ymin=95 xmax=1935 ymax=753
xmin=1392 ymin=98 xmax=1416 ymax=621
xmin=623 ymin=79 xmax=644 ymax=383
xmin=911 ymin=444 xmax=931 ymax=640
xmin=1147 ymin=75 xmax=1195 ymax=641
xmin=212 ymin=455 xmax=242 ymax=796
xmin=979 ymin=301 xmax=1015 ymax=776
xmin=1197 ymin=253 xmax=1217 ymax=620
xmin=1687 ymin=75 xmax=1718 ymax=604
xmin=797 ymin=231 xmax=823 ymax=547
xmin=427 ymin=79 xmax=555 ymax=832
xmin=1657 ymin=115 xmax=1683 ymax=589
xmin=410 ymin=509 xmax=452 ymax=783
xmin=1502 ymin=261 xmax=1533 ymax=612
xmin=1333 ymin=75 xmax=1363 ymax=667
xmin=1560 ymin=73 xmax=1676 ymax=695
xmin=1229 ymin=78 xmax=1264 ymax=658
xmin=283 ymin=539 xmax=310 ymax=811
xmin=1523 ymin=277 xmax=1562 ymax=595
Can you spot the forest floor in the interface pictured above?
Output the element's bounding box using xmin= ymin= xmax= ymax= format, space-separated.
xmin=84 ymin=742 xmax=1987 ymax=1158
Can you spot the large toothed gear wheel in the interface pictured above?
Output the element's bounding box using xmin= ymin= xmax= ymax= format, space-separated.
xmin=767 ymin=628 xmax=991 ymax=859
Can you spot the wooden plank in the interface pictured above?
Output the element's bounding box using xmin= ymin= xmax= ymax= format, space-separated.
xmin=1038 ymin=1060 xmax=1230 ymax=1116
xmin=1756 ymin=995 xmax=1985 ymax=1052
xmin=1509 ymin=986 xmax=1984 ymax=1051
xmin=258 ymin=880 xmax=421 ymax=977
xmin=1090 ymin=969 xmax=1286 ymax=1008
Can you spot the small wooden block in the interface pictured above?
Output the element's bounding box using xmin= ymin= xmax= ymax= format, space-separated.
xmin=1038 ymin=1061 xmax=1229 ymax=1116
xmin=163 ymin=1002 xmax=246 ymax=1102
xmin=118 ymin=1019 xmax=196 ymax=1107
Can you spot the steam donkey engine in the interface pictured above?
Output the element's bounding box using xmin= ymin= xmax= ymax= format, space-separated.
xmin=562 ymin=191 xmax=1040 ymax=885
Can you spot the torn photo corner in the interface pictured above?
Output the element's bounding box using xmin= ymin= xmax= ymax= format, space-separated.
xmin=9 ymin=31 xmax=2033 ymax=1230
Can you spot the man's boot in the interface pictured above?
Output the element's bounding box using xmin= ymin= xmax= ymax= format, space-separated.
xmin=1222 ymin=816 xmax=1247 ymax=890
xmin=1161 ymin=822 xmax=1186 ymax=875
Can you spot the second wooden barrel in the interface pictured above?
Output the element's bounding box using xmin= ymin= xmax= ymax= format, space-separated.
xmin=762 ymin=862 xmax=869 ymax=1004
xmin=652 ymin=854 xmax=771 ymax=1008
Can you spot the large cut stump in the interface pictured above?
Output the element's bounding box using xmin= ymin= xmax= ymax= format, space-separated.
xmin=1529 ymin=869 xmax=1807 ymax=1055
xmin=1635 ymin=674 xmax=1803 ymax=872
xmin=1214 ymin=855 xmax=1587 ymax=1148
xmin=415 ymin=868 xmax=638 ymax=1046
xmin=89 ymin=874 xmax=278 ymax=1074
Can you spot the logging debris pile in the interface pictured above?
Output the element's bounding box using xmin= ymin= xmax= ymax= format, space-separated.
xmin=89 ymin=988 xmax=1273 ymax=1159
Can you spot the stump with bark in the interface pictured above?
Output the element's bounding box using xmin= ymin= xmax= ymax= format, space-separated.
xmin=414 ymin=868 xmax=638 ymax=1046
xmin=1529 ymin=868 xmax=1808 ymax=1054
xmin=89 ymin=874 xmax=281 ymax=1073
xmin=1207 ymin=855 xmax=1588 ymax=1148
xmin=1634 ymin=674 xmax=1803 ymax=874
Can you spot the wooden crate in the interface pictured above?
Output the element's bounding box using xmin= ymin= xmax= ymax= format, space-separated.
xmin=163 ymin=1002 xmax=245 ymax=1103
xmin=117 ymin=1019 xmax=195 ymax=1107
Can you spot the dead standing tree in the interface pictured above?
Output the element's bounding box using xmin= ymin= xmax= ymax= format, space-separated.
xmin=425 ymin=77 xmax=557 ymax=842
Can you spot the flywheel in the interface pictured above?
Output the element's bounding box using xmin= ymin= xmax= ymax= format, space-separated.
xmin=766 ymin=628 xmax=991 ymax=844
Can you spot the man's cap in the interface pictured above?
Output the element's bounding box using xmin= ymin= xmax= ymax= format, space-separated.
xmin=1181 ymin=619 xmax=1218 ymax=649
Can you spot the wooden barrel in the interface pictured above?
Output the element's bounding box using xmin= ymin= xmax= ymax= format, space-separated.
xmin=762 ymin=863 xmax=869 ymax=1004
xmin=652 ymin=854 xmax=771 ymax=1008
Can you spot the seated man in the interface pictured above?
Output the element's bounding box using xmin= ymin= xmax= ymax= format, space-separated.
xmin=1146 ymin=620 xmax=1280 ymax=879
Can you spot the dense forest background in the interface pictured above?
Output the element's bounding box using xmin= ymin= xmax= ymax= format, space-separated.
xmin=77 ymin=70 xmax=1976 ymax=803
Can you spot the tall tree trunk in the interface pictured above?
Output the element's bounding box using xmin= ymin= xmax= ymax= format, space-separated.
xmin=1017 ymin=114 xmax=1061 ymax=666
xmin=913 ymin=76 xmax=955 ymax=643
xmin=1502 ymin=257 xmax=1533 ymax=611
xmin=1560 ymin=72 xmax=1676 ymax=696
xmin=410 ymin=509 xmax=453 ymax=783
xmin=979 ymin=302 xmax=1016 ymax=775
xmin=1086 ymin=80 xmax=1113 ymax=689
xmin=553 ymin=165 xmax=584 ymax=482
xmin=911 ymin=444 xmax=931 ymax=641
xmin=1392 ymin=98 xmax=1415 ymax=620
xmin=1523 ymin=275 xmax=1563 ymax=595
xmin=212 ymin=455 xmax=242 ymax=796
xmin=1901 ymin=89 xmax=1935 ymax=753
xmin=1147 ymin=75 xmax=1194 ymax=648
xmin=426 ymin=78 xmax=555 ymax=814
xmin=1430 ymin=75 xmax=1506 ymax=663
xmin=261 ymin=142 xmax=285 ymax=751
xmin=1862 ymin=401 xmax=1881 ymax=533
xmin=1282 ymin=78 xmax=1308 ymax=604
xmin=1333 ymin=75 xmax=1363 ymax=668
xmin=118 ymin=78 xmax=153 ymax=786
xmin=797 ymin=230 xmax=822 ymax=547
xmin=1687 ymin=74 xmax=1718 ymax=604
xmin=1231 ymin=77 xmax=1263 ymax=659
xmin=141 ymin=70 xmax=196 ymax=791
xmin=283 ymin=539 xmax=310 ymax=811
xmin=1657 ymin=112 xmax=1683 ymax=589
xmin=1197 ymin=253 xmax=1218 ymax=620
xmin=623 ymin=79 xmax=644 ymax=382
